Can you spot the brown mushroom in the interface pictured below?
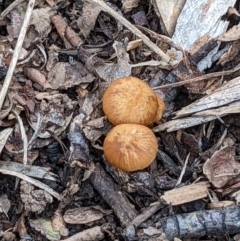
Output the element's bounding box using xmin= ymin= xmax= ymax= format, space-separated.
xmin=103 ymin=123 xmax=158 ymax=172
xmin=154 ymin=96 xmax=166 ymax=122
xmin=102 ymin=76 xmax=163 ymax=126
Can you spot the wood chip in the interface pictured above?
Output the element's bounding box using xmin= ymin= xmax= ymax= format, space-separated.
xmin=161 ymin=182 xmax=209 ymax=206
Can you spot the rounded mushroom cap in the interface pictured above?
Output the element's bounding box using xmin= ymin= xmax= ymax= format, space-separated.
xmin=154 ymin=96 xmax=166 ymax=122
xmin=102 ymin=76 xmax=158 ymax=126
xmin=103 ymin=124 xmax=158 ymax=172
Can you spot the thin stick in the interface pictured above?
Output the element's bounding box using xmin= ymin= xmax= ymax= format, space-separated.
xmin=175 ymin=153 xmax=190 ymax=186
xmin=0 ymin=0 xmax=35 ymax=110
xmin=152 ymin=62 xmax=240 ymax=90
xmin=11 ymin=110 xmax=28 ymax=165
xmin=86 ymin=0 xmax=172 ymax=64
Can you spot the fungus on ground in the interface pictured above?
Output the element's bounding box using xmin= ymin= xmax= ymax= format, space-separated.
xmin=154 ymin=96 xmax=166 ymax=122
xmin=102 ymin=76 xmax=164 ymax=126
xmin=103 ymin=123 xmax=158 ymax=172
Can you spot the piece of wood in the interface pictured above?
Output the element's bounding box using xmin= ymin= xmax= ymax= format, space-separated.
xmin=161 ymin=182 xmax=209 ymax=206
xmin=153 ymin=0 xmax=186 ymax=36
xmin=172 ymin=0 xmax=237 ymax=70
xmin=172 ymin=0 xmax=237 ymax=50
xmin=89 ymin=163 xmax=138 ymax=226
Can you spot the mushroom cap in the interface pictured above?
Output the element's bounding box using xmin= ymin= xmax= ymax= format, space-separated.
xmin=102 ymin=76 xmax=158 ymax=126
xmin=103 ymin=124 xmax=158 ymax=172
xmin=154 ymin=96 xmax=166 ymax=122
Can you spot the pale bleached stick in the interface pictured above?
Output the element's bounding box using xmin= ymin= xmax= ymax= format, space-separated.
xmin=0 ymin=0 xmax=36 ymax=110
xmin=86 ymin=0 xmax=172 ymax=65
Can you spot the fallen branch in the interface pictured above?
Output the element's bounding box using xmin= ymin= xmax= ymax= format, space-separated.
xmin=158 ymin=205 xmax=240 ymax=240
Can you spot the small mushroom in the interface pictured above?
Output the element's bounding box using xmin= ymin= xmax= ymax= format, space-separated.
xmin=154 ymin=96 xmax=166 ymax=122
xmin=103 ymin=123 xmax=158 ymax=172
xmin=102 ymin=76 xmax=164 ymax=126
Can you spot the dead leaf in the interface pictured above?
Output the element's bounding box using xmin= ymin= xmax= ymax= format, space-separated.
xmin=29 ymin=94 xmax=77 ymax=138
xmin=76 ymin=1 xmax=101 ymax=38
xmin=24 ymin=67 xmax=52 ymax=89
xmin=7 ymin=10 xmax=23 ymax=39
xmin=14 ymin=215 xmax=29 ymax=239
xmin=47 ymin=62 xmax=94 ymax=89
xmin=95 ymin=41 xmax=131 ymax=82
xmin=218 ymin=22 xmax=240 ymax=42
xmin=68 ymin=123 xmax=90 ymax=163
xmin=0 ymin=194 xmax=11 ymax=215
xmin=203 ymin=146 xmax=240 ymax=188
xmin=132 ymin=11 xmax=148 ymax=26
xmin=20 ymin=181 xmax=53 ymax=214
xmin=122 ymin=0 xmax=140 ymax=13
xmin=83 ymin=117 xmax=109 ymax=143
xmin=29 ymin=218 xmax=61 ymax=241
xmin=52 ymin=210 xmax=68 ymax=236
xmin=30 ymin=7 xmax=55 ymax=38
xmin=13 ymin=80 xmax=35 ymax=113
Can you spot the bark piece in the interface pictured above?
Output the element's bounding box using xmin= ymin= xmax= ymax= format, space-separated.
xmin=161 ymin=182 xmax=209 ymax=206
xmin=89 ymin=163 xmax=137 ymax=226
xmin=172 ymin=0 xmax=237 ymax=50
xmin=153 ymin=0 xmax=186 ymax=36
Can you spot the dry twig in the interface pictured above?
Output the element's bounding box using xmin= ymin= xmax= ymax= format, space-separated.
xmin=0 ymin=0 xmax=35 ymax=110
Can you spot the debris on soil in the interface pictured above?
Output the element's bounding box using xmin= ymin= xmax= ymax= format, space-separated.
xmin=2 ymin=0 xmax=240 ymax=240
